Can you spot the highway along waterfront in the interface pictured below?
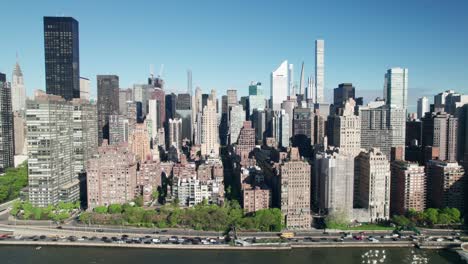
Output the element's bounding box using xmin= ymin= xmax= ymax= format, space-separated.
xmin=0 ymin=246 xmax=464 ymax=264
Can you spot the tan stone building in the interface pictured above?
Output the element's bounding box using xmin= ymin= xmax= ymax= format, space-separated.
xmin=201 ymin=90 xmax=219 ymax=157
xmin=128 ymin=123 xmax=151 ymax=161
xmin=356 ymin=148 xmax=391 ymax=221
xmin=280 ymin=147 xmax=311 ymax=229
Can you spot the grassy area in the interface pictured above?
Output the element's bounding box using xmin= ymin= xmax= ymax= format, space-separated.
xmin=327 ymin=223 xmax=394 ymax=231
xmin=346 ymin=224 xmax=394 ymax=231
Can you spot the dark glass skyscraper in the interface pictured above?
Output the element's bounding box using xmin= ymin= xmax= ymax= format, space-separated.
xmin=333 ymin=83 xmax=355 ymax=107
xmin=0 ymin=73 xmax=14 ymax=173
xmin=97 ymin=75 xmax=119 ymax=145
xmin=44 ymin=17 xmax=80 ymax=100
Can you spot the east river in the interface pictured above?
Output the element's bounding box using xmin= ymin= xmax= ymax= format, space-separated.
xmin=0 ymin=246 xmax=464 ymax=264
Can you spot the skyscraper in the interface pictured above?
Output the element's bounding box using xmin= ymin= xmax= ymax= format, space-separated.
xmin=422 ymin=112 xmax=458 ymax=162
xmin=187 ymin=69 xmax=192 ymax=95
xmin=149 ymin=87 xmax=166 ymax=129
xmin=71 ymin=98 xmax=98 ymax=177
xmin=270 ymin=60 xmax=289 ymax=110
xmin=229 ymin=105 xmax=245 ymax=145
xmin=0 ymin=73 xmax=14 ymax=173
xmin=248 ymin=82 xmax=265 ymax=117
xmin=11 ymin=58 xmax=26 ymax=112
xmin=175 ymin=93 xmax=192 ymax=142
xmin=333 ymin=83 xmax=355 ymax=109
xmin=169 ymin=118 xmax=183 ymax=150
xmin=118 ymin=88 xmax=133 ymax=115
xmin=288 ymin=63 xmax=294 ymax=97
xmin=87 ymin=142 xmax=138 ymax=209
xmin=299 ymin=62 xmax=305 ymax=96
xmin=97 ymin=75 xmax=119 ymax=145
xmin=315 ymin=39 xmax=325 ymax=104
xmin=293 ymin=107 xmax=314 ymax=143
xmin=79 ymin=77 xmax=90 ymax=101
xmin=356 ymin=148 xmax=391 ymax=221
xmin=235 ymin=121 xmax=256 ymax=155
xmin=417 ymin=96 xmax=429 ymax=119
xmin=148 ymin=99 xmax=158 ymax=141
xmin=390 ymin=161 xmax=426 ymax=215
xmin=201 ymin=90 xmax=219 ymax=157
xmin=280 ymin=148 xmax=311 ymax=229
xmin=315 ymin=147 xmax=354 ymax=218
xmin=109 ymin=114 xmax=129 ymax=145
xmin=384 ymin=68 xmax=408 ymax=109
xmin=328 ymin=99 xmax=361 ymax=157
xmin=360 ymin=102 xmax=406 ymax=159
xmin=27 ymin=93 xmax=78 ymax=207
xmin=427 ymin=160 xmax=465 ymax=211
xmin=129 ymin=123 xmax=151 ymax=161
xmin=44 ymin=17 xmax=80 ymax=100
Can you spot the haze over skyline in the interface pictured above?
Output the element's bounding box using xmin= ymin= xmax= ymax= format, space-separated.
xmin=1 ymin=0 xmax=468 ymax=110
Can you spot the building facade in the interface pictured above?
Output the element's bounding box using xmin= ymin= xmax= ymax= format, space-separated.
xmin=426 ymin=160 xmax=465 ymax=211
xmin=356 ymin=148 xmax=391 ymax=221
xmin=0 ymin=73 xmax=14 ymax=173
xmin=87 ymin=142 xmax=138 ymax=209
xmin=384 ymin=67 xmax=408 ymax=109
xmin=280 ymin=148 xmax=311 ymax=229
xmin=97 ymin=75 xmax=119 ymax=145
xmin=314 ymin=39 xmax=325 ymax=104
xmin=27 ymin=94 xmax=79 ymax=207
xmin=390 ymin=161 xmax=426 ymax=215
xmin=11 ymin=60 xmax=26 ymax=111
xmin=44 ymin=17 xmax=80 ymax=100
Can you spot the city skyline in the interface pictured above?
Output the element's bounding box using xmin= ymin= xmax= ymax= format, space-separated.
xmin=0 ymin=1 xmax=468 ymax=112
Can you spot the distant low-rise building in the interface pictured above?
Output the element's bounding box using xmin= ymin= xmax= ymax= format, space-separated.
xmin=243 ymin=186 xmax=271 ymax=213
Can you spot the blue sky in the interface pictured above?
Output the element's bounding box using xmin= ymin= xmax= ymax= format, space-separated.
xmin=1 ymin=0 xmax=467 ymax=111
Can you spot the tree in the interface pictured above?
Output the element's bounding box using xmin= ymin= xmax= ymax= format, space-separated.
xmin=10 ymin=200 xmax=22 ymax=216
xmin=423 ymin=208 xmax=439 ymax=225
xmin=392 ymin=215 xmax=411 ymax=227
xmin=134 ymin=196 xmax=144 ymax=207
xmin=438 ymin=213 xmax=452 ymax=225
xmin=79 ymin=212 xmax=92 ymax=224
xmin=108 ymin=204 xmax=123 ymax=214
xmin=94 ymin=206 xmax=108 ymax=214
xmin=325 ymin=210 xmax=349 ymax=229
xmin=151 ymin=190 xmax=159 ymax=201
xmin=442 ymin=208 xmax=461 ymax=223
xmin=253 ymin=209 xmax=282 ymax=231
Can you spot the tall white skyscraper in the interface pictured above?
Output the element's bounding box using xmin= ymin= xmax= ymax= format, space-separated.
xmin=288 ymin=63 xmax=294 ymax=97
xmin=270 ymin=60 xmax=289 ymax=110
xmin=79 ymin=77 xmax=90 ymax=101
xmin=11 ymin=60 xmax=26 ymax=112
xmin=384 ymin=67 xmax=408 ymax=109
xmin=417 ymin=96 xmax=429 ymax=119
xmin=315 ymin=39 xmax=325 ymax=103
xmin=201 ymin=90 xmax=219 ymax=157
xmin=229 ymin=105 xmax=245 ymax=145
xmin=299 ymin=62 xmax=305 ymax=96
xmin=148 ymin=99 xmax=158 ymax=141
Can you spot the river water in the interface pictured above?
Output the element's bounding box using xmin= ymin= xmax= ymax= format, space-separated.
xmin=0 ymin=246 xmax=464 ymax=264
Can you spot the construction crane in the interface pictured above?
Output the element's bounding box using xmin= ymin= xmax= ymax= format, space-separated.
xmin=158 ymin=64 xmax=164 ymax=78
